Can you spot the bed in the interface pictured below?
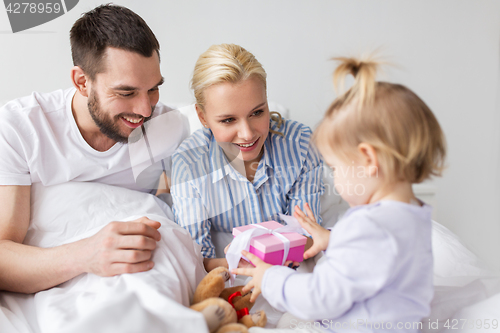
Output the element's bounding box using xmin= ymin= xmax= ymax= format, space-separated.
xmin=1 ymin=104 xmax=499 ymax=333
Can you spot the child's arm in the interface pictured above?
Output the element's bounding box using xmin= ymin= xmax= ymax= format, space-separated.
xmin=293 ymin=204 xmax=330 ymax=259
xmin=236 ymin=216 xmax=398 ymax=320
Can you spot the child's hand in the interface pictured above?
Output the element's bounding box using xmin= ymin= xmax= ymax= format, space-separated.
xmin=231 ymin=250 xmax=273 ymax=303
xmin=224 ymin=243 xmax=259 ymax=269
xmin=294 ymin=203 xmax=330 ymax=259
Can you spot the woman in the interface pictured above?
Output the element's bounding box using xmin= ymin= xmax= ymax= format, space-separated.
xmin=171 ymin=44 xmax=323 ymax=272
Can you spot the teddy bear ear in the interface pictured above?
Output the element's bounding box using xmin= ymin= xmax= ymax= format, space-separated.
xmin=193 ymin=267 xmax=230 ymax=304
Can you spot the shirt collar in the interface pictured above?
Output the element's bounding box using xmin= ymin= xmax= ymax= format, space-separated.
xmin=208 ymin=134 xmax=246 ymax=183
xmin=208 ymin=130 xmax=274 ymax=184
xmin=262 ymin=136 xmax=273 ymax=168
xmin=209 ymin=134 xmax=226 ymax=183
xmin=252 ymin=135 xmax=273 ymax=187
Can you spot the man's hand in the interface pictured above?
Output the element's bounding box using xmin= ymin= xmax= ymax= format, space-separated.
xmin=79 ymin=217 xmax=161 ymax=276
xmin=231 ymin=250 xmax=273 ymax=303
xmin=294 ymin=203 xmax=330 ymax=259
xmin=0 ymin=186 xmax=161 ymax=293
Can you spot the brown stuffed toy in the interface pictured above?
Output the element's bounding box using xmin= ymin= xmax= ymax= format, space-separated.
xmin=190 ymin=266 xmax=267 ymax=333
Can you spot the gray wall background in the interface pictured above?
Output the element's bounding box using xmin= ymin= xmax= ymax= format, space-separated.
xmin=1 ymin=0 xmax=499 ymax=270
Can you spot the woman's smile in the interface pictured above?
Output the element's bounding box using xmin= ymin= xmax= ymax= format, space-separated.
xmin=234 ymin=138 xmax=259 ymax=151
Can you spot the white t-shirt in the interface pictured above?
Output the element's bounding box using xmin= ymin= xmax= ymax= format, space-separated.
xmin=0 ymin=88 xmax=188 ymax=193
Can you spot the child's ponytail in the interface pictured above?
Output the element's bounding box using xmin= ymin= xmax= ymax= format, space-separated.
xmin=332 ymin=56 xmax=380 ymax=109
xmin=315 ymin=55 xmax=446 ymax=184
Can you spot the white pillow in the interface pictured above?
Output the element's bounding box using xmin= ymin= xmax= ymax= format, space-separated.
xmin=421 ymin=221 xmax=500 ymax=333
xmin=432 ymin=221 xmax=491 ymax=282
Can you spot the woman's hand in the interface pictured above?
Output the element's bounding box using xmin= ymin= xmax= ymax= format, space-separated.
xmin=231 ymin=250 xmax=273 ymax=303
xmin=294 ymin=203 xmax=330 ymax=259
xmin=203 ymin=258 xmax=229 ymax=272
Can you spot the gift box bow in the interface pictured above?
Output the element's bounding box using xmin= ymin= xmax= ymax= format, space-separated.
xmin=226 ymin=214 xmax=305 ymax=286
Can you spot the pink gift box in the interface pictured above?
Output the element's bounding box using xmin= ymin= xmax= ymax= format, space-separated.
xmin=232 ymin=221 xmax=307 ymax=265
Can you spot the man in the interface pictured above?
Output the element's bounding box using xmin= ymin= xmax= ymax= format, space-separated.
xmin=0 ymin=5 xmax=180 ymax=293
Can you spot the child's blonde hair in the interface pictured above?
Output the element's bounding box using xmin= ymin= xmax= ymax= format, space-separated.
xmin=314 ymin=56 xmax=446 ymax=183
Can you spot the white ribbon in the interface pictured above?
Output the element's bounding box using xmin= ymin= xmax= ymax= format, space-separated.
xmin=226 ymin=214 xmax=305 ymax=286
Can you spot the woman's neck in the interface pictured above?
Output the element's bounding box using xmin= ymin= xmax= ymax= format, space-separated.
xmin=226 ymin=148 xmax=264 ymax=183
xmin=244 ymin=160 xmax=260 ymax=182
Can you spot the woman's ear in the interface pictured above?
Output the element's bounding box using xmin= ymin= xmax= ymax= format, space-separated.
xmin=195 ymin=104 xmax=208 ymax=128
xmin=70 ymin=66 xmax=90 ymax=97
xmin=358 ymin=143 xmax=379 ymax=177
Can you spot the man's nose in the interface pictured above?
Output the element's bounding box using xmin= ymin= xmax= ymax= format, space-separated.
xmin=133 ymin=93 xmax=154 ymax=118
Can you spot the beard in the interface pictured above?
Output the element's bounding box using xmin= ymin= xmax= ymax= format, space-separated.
xmin=87 ymin=91 xmax=154 ymax=144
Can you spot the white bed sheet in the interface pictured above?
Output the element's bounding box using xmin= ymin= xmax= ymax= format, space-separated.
xmin=0 ymin=182 xmax=210 ymax=333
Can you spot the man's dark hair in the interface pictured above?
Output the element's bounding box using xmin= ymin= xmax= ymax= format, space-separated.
xmin=70 ymin=4 xmax=160 ymax=80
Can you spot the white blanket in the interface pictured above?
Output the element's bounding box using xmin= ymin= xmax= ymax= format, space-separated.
xmin=0 ymin=182 xmax=209 ymax=333
xmin=2 ymin=181 xmax=500 ymax=333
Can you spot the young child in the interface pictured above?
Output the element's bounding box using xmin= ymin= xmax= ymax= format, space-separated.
xmin=232 ymin=56 xmax=446 ymax=332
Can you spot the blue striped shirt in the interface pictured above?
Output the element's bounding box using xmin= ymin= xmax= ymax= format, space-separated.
xmin=171 ymin=118 xmax=324 ymax=258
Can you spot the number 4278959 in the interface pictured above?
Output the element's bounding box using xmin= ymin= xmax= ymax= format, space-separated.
xmin=5 ymin=2 xmax=62 ymax=14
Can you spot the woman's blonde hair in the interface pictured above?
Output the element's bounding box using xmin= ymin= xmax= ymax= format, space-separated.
xmin=314 ymin=56 xmax=446 ymax=183
xmin=191 ymin=43 xmax=267 ymax=110
xmin=191 ymin=43 xmax=284 ymax=135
